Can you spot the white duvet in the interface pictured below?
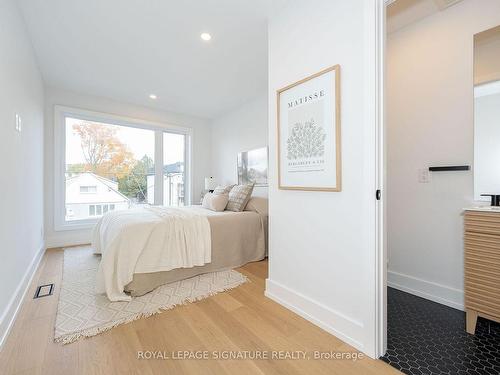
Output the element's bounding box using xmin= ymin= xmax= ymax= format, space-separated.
xmin=92 ymin=206 xmax=211 ymax=301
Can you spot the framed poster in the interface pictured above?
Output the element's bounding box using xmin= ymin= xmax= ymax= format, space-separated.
xmin=277 ymin=65 xmax=341 ymax=191
xmin=237 ymin=147 xmax=268 ymax=186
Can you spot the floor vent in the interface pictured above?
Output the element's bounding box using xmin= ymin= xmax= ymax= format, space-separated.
xmin=34 ymin=283 xmax=54 ymax=299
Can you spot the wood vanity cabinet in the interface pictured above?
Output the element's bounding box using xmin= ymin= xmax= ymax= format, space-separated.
xmin=464 ymin=209 xmax=500 ymax=334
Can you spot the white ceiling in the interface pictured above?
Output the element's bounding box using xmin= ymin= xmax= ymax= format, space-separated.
xmin=474 ymin=26 xmax=500 ymax=85
xmin=387 ymin=0 xmax=464 ymax=34
xmin=387 ymin=0 xmax=440 ymax=33
xmin=17 ymin=0 xmax=287 ymax=119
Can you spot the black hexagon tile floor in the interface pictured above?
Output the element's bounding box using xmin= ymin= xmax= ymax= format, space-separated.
xmin=381 ymin=287 xmax=500 ymax=375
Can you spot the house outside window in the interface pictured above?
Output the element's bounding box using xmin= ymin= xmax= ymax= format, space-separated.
xmin=55 ymin=106 xmax=192 ymax=231
xmin=68 ymin=173 xmax=129 ymax=220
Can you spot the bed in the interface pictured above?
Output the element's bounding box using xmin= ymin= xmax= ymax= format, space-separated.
xmin=92 ymin=199 xmax=267 ymax=301
xmin=126 ymin=208 xmax=267 ymax=296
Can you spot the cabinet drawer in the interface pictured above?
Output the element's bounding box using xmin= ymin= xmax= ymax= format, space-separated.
xmin=465 ymin=268 xmax=500 ymax=317
xmin=465 ymin=270 xmax=500 ymax=293
xmin=465 ymin=251 xmax=500 ymax=269
xmin=464 ymin=233 xmax=500 ymax=272
xmin=464 ymin=211 xmax=500 ymax=318
xmin=464 ymin=211 xmax=500 ymax=235
xmin=465 ymin=265 xmax=500 ymax=285
xmin=464 ymin=232 xmax=500 ymax=253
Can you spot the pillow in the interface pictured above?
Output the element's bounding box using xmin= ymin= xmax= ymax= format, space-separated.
xmin=226 ymin=184 xmax=254 ymax=212
xmin=202 ymin=192 xmax=229 ymax=212
xmin=244 ymin=197 xmax=268 ymax=216
xmin=213 ymin=184 xmax=235 ymax=195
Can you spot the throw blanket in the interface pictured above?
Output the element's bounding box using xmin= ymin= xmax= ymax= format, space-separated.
xmin=93 ymin=206 xmax=211 ymax=301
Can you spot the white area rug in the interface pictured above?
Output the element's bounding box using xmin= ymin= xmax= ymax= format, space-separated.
xmin=54 ymin=246 xmax=248 ymax=344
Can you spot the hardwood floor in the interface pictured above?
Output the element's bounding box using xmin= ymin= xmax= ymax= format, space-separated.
xmin=0 ymin=248 xmax=399 ymax=375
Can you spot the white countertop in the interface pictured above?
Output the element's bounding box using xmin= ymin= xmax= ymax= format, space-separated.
xmin=464 ymin=206 xmax=500 ymax=213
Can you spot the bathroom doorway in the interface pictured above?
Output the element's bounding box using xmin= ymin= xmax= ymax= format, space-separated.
xmin=381 ymin=1 xmax=500 ymax=374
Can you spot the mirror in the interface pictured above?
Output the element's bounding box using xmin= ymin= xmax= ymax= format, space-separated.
xmin=474 ymin=25 xmax=500 ymax=201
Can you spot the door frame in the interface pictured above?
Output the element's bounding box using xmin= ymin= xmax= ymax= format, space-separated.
xmin=370 ymin=0 xmax=390 ymax=359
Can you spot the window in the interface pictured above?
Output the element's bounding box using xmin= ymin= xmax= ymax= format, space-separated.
xmin=80 ymin=185 xmax=97 ymax=193
xmin=163 ymin=132 xmax=186 ymax=206
xmin=64 ymin=116 xmax=154 ymax=222
xmin=55 ymin=106 xmax=192 ymax=230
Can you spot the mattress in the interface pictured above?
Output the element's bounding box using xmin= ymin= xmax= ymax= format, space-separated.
xmin=124 ymin=209 xmax=267 ymax=296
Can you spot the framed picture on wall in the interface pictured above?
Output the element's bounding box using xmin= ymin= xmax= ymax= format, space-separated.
xmin=277 ymin=65 xmax=341 ymax=191
xmin=237 ymin=147 xmax=268 ymax=186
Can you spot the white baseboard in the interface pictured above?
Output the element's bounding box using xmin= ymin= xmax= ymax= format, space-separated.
xmin=387 ymin=270 xmax=464 ymax=311
xmin=0 ymin=243 xmax=45 ymax=349
xmin=265 ymin=279 xmax=365 ymax=353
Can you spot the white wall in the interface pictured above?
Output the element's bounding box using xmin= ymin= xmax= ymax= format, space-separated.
xmin=387 ymin=0 xmax=500 ymax=310
xmin=210 ymin=93 xmax=268 ymax=197
xmin=0 ymin=0 xmax=45 ymax=346
xmin=266 ymin=0 xmax=379 ymax=357
xmin=44 ymin=87 xmax=212 ymax=247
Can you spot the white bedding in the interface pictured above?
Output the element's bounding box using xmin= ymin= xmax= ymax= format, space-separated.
xmin=93 ymin=206 xmax=211 ymax=301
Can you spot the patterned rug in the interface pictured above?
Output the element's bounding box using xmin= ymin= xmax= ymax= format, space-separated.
xmin=54 ymin=246 xmax=248 ymax=344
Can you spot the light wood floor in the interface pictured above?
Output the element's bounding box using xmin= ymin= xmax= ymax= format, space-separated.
xmin=0 ymin=248 xmax=399 ymax=375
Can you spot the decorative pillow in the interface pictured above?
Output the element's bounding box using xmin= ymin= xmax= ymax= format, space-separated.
xmin=226 ymin=184 xmax=254 ymax=212
xmin=213 ymin=184 xmax=235 ymax=195
xmin=244 ymin=197 xmax=268 ymax=216
xmin=202 ymin=192 xmax=229 ymax=212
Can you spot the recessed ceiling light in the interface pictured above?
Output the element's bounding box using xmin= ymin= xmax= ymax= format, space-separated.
xmin=200 ymin=33 xmax=212 ymax=41
xmin=149 ymin=94 xmax=157 ymax=100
